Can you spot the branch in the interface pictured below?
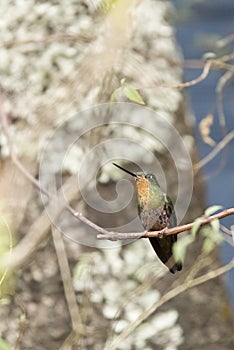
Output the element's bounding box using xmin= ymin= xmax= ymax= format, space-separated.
xmin=0 ymin=103 xmax=52 ymax=198
xmin=1 ymin=32 xmax=92 ymax=49
xmin=174 ymin=59 xmax=212 ymax=88
xmin=162 ymin=55 xmax=234 ymax=90
xmin=96 ymin=208 xmax=234 ymax=240
xmin=51 ymin=224 xmax=84 ymax=334
xmin=194 ymin=130 xmax=234 ymax=172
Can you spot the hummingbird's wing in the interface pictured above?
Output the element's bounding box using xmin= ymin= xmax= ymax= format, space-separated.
xmin=164 ymin=194 xmax=177 ymax=228
xmin=148 ymin=194 xmax=182 ymax=274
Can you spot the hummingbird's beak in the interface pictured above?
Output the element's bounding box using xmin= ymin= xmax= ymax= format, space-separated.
xmin=112 ymin=163 xmax=140 ymax=178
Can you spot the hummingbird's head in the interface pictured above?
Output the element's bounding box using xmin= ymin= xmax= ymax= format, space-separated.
xmin=112 ymin=163 xmax=160 ymax=199
xmin=144 ymin=173 xmax=159 ymax=186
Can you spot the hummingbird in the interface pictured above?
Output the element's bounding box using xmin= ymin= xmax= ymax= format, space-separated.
xmin=113 ymin=163 xmax=182 ymax=274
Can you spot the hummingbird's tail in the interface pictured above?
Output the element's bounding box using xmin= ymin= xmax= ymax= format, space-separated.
xmin=149 ymin=236 xmax=182 ymax=274
xmin=169 ymin=260 xmax=183 ymax=274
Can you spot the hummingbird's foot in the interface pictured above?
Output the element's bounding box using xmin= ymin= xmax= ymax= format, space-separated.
xmin=158 ymin=227 xmax=167 ymax=239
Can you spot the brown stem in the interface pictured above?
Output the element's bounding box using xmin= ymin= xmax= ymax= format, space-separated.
xmin=51 ymin=224 xmax=84 ymax=334
xmin=97 ymin=208 xmax=234 ymax=240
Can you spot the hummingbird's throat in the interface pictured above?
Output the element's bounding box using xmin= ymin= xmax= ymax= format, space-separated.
xmin=136 ymin=176 xmax=150 ymax=203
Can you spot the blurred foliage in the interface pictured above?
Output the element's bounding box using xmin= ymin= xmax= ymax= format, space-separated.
xmin=0 ymin=216 xmax=13 ymax=297
xmin=0 ymin=336 xmax=12 ymax=350
xmin=173 ymin=205 xmax=224 ymax=263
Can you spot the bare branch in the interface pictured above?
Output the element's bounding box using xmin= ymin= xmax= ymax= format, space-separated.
xmin=49 ymin=180 xmax=84 ymax=337
xmin=194 ymin=130 xmax=234 ymax=172
xmin=1 ymin=32 xmax=93 ymax=49
xmin=97 ymin=208 xmax=234 ymax=241
xmin=220 ymin=225 xmax=234 ymax=246
xmin=0 ymin=103 xmax=52 ymax=198
xmin=220 ymin=52 xmax=234 ymax=62
xmin=51 ymin=224 xmax=84 ymax=334
xmin=164 ymin=55 xmax=234 ymax=90
xmin=174 ymin=60 xmax=212 ymax=88
xmin=215 ymin=34 xmax=234 ymax=49
xmin=216 ymin=71 xmax=233 ymax=129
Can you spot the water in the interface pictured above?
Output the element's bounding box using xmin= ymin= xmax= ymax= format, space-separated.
xmin=174 ymin=0 xmax=234 ymax=313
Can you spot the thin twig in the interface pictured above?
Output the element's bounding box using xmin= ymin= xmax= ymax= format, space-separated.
xmin=49 ymin=180 xmax=84 ymax=337
xmin=220 ymin=224 xmax=232 ymax=235
xmin=194 ymin=130 xmax=234 ymax=172
xmin=1 ymin=32 xmax=93 ymax=49
xmin=183 ymin=53 xmax=234 ymax=69
xmin=51 ymin=223 xmax=84 ymax=334
xmin=174 ymin=60 xmax=212 ymax=88
xmin=220 ymin=52 xmax=234 ymax=62
xmin=215 ymin=34 xmax=234 ymax=48
xmin=216 ymin=71 xmax=233 ymax=129
xmin=0 ymin=105 xmax=52 ymax=198
xmin=105 ymin=258 xmax=234 ymax=350
xmin=220 ymin=225 xmax=234 ymax=246
xmin=164 ymin=55 xmax=234 ymax=89
xmin=14 ymin=296 xmax=27 ymax=350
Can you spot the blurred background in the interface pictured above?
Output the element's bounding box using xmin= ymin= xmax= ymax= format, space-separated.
xmin=0 ymin=1 xmax=233 ymax=349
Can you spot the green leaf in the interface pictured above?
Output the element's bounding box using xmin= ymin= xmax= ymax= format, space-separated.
xmin=123 ymin=85 xmax=145 ymax=105
xmin=210 ymin=218 xmax=220 ymax=234
xmin=73 ymin=256 xmax=90 ymax=282
xmin=212 ymin=230 xmax=223 ymax=245
xmin=191 ymin=217 xmax=203 ymax=237
xmin=0 ymin=337 xmax=13 ymax=350
xmin=110 ymin=87 xmax=121 ymax=103
xmin=202 ymin=52 xmax=216 ymax=60
xmin=202 ymin=230 xmax=223 ymax=253
xmin=202 ymin=220 xmax=223 ymax=253
xmin=202 ymin=238 xmax=215 ymax=253
xmin=173 ymin=235 xmax=194 ymax=263
xmin=204 ymin=205 xmax=223 ymax=217
xmin=19 ymin=313 xmax=26 ymax=323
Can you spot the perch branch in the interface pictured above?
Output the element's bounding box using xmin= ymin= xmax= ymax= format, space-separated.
xmin=96 ymin=208 xmax=234 ymax=240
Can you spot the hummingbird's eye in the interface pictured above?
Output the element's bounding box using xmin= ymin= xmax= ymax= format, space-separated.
xmin=145 ymin=174 xmax=153 ymax=179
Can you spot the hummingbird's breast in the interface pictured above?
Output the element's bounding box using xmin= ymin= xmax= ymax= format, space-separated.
xmin=135 ymin=176 xmax=150 ymax=206
xmin=140 ymin=207 xmax=169 ymax=231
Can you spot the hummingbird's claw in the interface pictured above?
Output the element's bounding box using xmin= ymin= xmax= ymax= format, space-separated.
xmin=158 ymin=227 xmax=167 ymax=238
